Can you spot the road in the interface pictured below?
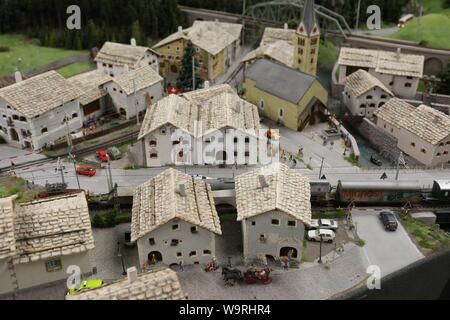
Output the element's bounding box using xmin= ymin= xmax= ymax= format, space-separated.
xmin=353 ymin=27 xmax=400 ymax=36
xmin=352 ymin=209 xmax=424 ymax=278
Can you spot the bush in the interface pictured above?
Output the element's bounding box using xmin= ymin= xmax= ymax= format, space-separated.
xmin=0 ymin=46 xmax=10 ymax=52
xmin=356 ymin=239 xmax=366 ymax=247
xmin=91 ymin=213 xmax=104 ymax=228
xmin=104 ymin=211 xmax=117 ymax=227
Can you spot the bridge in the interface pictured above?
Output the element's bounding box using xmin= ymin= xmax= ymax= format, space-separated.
xmin=179 ymin=4 xmax=450 ymax=75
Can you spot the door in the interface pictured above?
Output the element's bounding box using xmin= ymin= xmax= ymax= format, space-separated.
xmin=9 ymin=128 xmax=19 ymax=141
xmin=280 ymin=247 xmax=298 ymax=259
xmin=148 ymin=251 xmax=163 ymax=264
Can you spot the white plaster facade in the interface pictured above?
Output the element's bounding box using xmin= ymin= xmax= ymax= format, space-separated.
xmin=342 ymin=86 xmax=392 ymax=117
xmin=136 ymin=219 xmax=216 ymax=267
xmin=241 ymin=211 xmax=305 ymax=265
xmin=0 ymin=98 xmax=82 ymax=150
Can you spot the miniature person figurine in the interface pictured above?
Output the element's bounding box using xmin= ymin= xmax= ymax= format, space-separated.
xmin=380 ymin=172 xmax=387 ymax=180
xmin=179 ymin=261 xmax=184 ymax=272
xmin=212 ymin=256 xmax=218 ymax=269
xmin=151 ymin=253 xmax=157 ymax=265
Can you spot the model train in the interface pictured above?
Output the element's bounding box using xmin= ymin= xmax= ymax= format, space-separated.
xmin=205 ymin=178 xmax=450 ymax=206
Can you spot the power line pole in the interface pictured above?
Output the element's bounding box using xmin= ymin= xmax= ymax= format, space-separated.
xmin=69 ymin=152 xmax=81 ymax=190
xmin=318 ymin=156 xmax=324 ymax=179
xmin=355 ymin=0 xmax=362 ymax=31
xmin=57 ymin=157 xmax=65 ymax=185
xmin=133 ymin=79 xmax=140 ymax=125
xmin=395 ymin=151 xmax=405 ymax=181
xmin=107 ymin=161 xmax=114 ymax=192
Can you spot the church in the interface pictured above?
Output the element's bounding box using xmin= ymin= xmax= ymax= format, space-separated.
xmin=243 ymin=0 xmax=329 ymax=132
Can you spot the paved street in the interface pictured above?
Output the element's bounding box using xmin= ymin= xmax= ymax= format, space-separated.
xmin=352 ymin=209 xmax=424 ymax=277
xmin=0 ymin=145 xmax=46 ymax=170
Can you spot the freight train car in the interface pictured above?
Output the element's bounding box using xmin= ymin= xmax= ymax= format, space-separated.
xmin=336 ymin=180 xmax=424 ymax=204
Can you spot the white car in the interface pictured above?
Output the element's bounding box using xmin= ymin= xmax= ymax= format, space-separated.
xmin=307 ymin=229 xmax=335 ymax=243
xmin=309 ymin=219 xmax=338 ymax=230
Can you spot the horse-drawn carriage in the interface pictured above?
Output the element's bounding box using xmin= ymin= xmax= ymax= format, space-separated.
xmin=221 ymin=266 xmax=273 ymax=286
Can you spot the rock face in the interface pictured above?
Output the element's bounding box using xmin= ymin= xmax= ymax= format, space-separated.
xmin=344 ymin=118 xmax=423 ymax=167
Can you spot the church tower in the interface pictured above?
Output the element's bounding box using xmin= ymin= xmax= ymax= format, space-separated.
xmin=293 ymin=0 xmax=320 ymax=75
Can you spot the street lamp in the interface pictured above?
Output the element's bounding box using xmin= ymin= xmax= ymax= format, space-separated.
xmin=318 ymin=234 xmax=323 ymax=264
xmin=117 ymin=241 xmax=126 ymax=275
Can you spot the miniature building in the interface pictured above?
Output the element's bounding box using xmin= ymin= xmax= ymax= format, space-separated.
xmin=244 ymin=58 xmax=328 ymax=131
xmin=337 ymin=47 xmax=424 ymax=99
xmin=137 ymin=84 xmax=261 ymax=167
xmin=235 ymin=163 xmax=312 ymax=265
xmin=131 ymin=168 xmax=222 ymax=268
xmin=342 ymin=69 xmax=394 ymax=117
xmin=375 ymin=99 xmax=450 ymax=166
xmin=103 ymin=65 xmax=164 ymax=120
xmin=242 ymin=25 xmax=295 ymax=69
xmin=0 ymin=193 xmax=94 ymax=295
xmin=67 ymin=70 xmax=113 ymax=121
xmin=293 ymin=0 xmax=320 ymax=76
xmin=66 ymin=267 xmax=187 ymax=300
xmin=95 ymin=40 xmax=160 ymax=77
xmin=153 ymin=21 xmax=242 ymax=82
xmin=0 ymin=71 xmax=82 ymax=150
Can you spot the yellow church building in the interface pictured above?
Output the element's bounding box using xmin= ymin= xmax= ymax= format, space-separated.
xmin=243 ymin=0 xmax=328 ymax=131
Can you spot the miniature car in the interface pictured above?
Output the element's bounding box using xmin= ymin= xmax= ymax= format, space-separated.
xmin=96 ymin=150 xmax=109 ymax=162
xmin=307 ymin=229 xmax=335 ymax=242
xmin=68 ymin=279 xmax=104 ymax=294
xmin=379 ymin=212 xmax=398 ymax=231
xmin=309 ymin=219 xmax=338 ymax=230
xmin=76 ymin=165 xmax=96 ymax=176
xmin=107 ymin=147 xmax=123 ymax=160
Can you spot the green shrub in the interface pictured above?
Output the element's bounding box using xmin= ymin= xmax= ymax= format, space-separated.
xmin=91 ymin=214 xmax=104 ymax=228
xmin=0 ymin=46 xmax=10 ymax=52
xmin=356 ymin=239 xmax=366 ymax=247
xmin=104 ymin=211 xmax=117 ymax=227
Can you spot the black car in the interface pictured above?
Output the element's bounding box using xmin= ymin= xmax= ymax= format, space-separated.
xmin=379 ymin=212 xmax=398 ymax=231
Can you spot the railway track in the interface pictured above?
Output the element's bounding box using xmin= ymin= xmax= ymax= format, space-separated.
xmin=0 ymin=131 xmax=138 ymax=174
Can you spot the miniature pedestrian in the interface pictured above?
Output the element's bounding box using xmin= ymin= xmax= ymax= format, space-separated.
xmin=179 ymin=261 xmax=184 ymax=272
xmin=280 ymin=259 xmax=286 ymax=270
xmin=292 ymin=158 xmax=297 ymax=168
xmin=261 ymin=255 xmax=268 ymax=268
xmin=380 ymin=172 xmax=387 ymax=180
xmin=150 ymin=253 xmax=157 ymax=265
xmin=298 ymin=147 xmax=304 ymax=158
xmin=212 ymin=256 xmax=218 ymax=269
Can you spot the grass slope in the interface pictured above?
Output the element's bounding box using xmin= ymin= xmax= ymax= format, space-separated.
xmin=0 ymin=34 xmax=89 ymax=77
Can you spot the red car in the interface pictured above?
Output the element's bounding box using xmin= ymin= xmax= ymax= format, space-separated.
xmin=168 ymin=86 xmax=180 ymax=95
xmin=96 ymin=150 xmax=109 ymax=162
xmin=76 ymin=165 xmax=96 ymax=176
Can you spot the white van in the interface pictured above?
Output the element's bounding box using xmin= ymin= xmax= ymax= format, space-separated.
xmin=307 ymin=229 xmax=336 ymax=243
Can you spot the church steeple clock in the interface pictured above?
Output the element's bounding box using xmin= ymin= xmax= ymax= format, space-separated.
xmin=293 ymin=0 xmax=320 ymax=76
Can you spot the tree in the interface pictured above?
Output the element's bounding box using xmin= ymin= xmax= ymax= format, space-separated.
xmin=176 ymin=40 xmax=204 ymax=92
xmin=436 ymin=63 xmax=450 ymax=95
xmin=131 ymin=20 xmax=142 ymax=45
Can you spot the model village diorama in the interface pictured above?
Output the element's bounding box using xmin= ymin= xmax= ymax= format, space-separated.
xmin=0 ymin=0 xmax=450 ymax=301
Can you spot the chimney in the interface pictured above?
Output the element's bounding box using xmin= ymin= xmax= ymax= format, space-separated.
xmin=130 ymin=38 xmax=137 ymax=46
xmin=14 ymin=71 xmax=22 ymax=83
xmin=204 ymin=81 xmax=210 ymax=89
xmin=258 ymin=174 xmax=269 ymax=188
xmin=127 ymin=267 xmax=138 ymax=284
xmin=284 ymin=23 xmax=288 ymax=30
xmin=178 ymin=183 xmax=187 ymax=197
xmin=178 ymin=26 xmax=183 ymax=34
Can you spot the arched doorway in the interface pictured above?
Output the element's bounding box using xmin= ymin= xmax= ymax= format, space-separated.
xmin=148 ymin=251 xmax=163 ymax=264
xmin=280 ymin=247 xmax=298 ymax=259
xmin=9 ymin=128 xmax=19 ymax=142
xmin=119 ymin=108 xmax=127 ymax=117
xmin=424 ymin=57 xmax=444 ymax=76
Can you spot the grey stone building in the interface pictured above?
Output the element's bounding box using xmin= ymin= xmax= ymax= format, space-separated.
xmin=131 ymin=168 xmax=222 ymax=268
xmin=235 ymin=163 xmax=312 ymax=265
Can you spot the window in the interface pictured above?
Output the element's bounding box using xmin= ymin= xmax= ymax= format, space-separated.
xmin=189 ymin=251 xmax=197 ymax=257
xmin=278 ymin=108 xmax=284 ymax=118
xmin=113 ymin=88 xmax=117 ymax=92
xmin=444 ymin=151 xmax=449 ymax=155
xmin=259 ymin=99 xmax=265 ymax=110
xmin=170 ymin=239 xmax=179 ymax=246
xmin=405 ymin=83 xmax=412 ymax=88
xmin=19 ymin=116 xmax=26 ymax=122
xmin=177 ymin=252 xmax=182 ymax=257
xmin=366 ymin=95 xmax=373 ymax=100
xmin=311 ymin=48 xmax=316 ymax=54
xmin=298 ymin=38 xmax=305 ymax=46
xmin=288 ymin=220 xmax=297 ymax=227
xmin=72 ymin=113 xmax=78 ymax=118
xmin=176 ymin=47 xmax=180 ymax=51
xmin=41 ymin=127 xmax=48 ymax=134
xmin=421 ymin=148 xmax=427 ymax=154
xmin=245 ymin=137 xmax=250 ymax=143
xmin=150 ymin=153 xmax=158 ymax=159
xmin=251 ymin=221 xmax=256 ymax=226
xmin=360 ymin=104 xmax=365 ymax=109
xmin=160 ymin=127 xmax=167 ymax=135
xmin=12 ymin=115 xmax=19 ymax=120
xmin=172 ymin=140 xmax=180 ymax=145
xmin=149 ymin=238 xmax=155 ymax=245
xmin=411 ymin=142 xmax=416 ymax=147
xmin=447 ymin=141 xmax=450 ymax=145
xmin=389 ymin=81 xmax=394 ymax=86
xmin=298 ymin=48 xmax=303 ymax=55
xmin=45 ymin=259 xmax=62 ymax=272
xmin=437 ymin=153 xmax=442 ymax=157
xmin=203 ymin=250 xmax=211 ymax=255
xmin=311 ymin=38 xmax=318 ymax=45
xmin=245 ymin=151 xmax=250 ymax=157
xmin=381 ymin=95 xmax=387 ymax=99
xmin=149 ymin=140 xmax=157 ymax=146
xmin=407 ymin=76 xmax=413 ymax=79
xmin=271 ymin=219 xmax=280 ymax=225
xmin=233 ymin=137 xmax=238 ymax=143
xmin=172 ymin=224 xmax=179 ymax=231
xmin=190 ymin=226 xmax=198 ymax=234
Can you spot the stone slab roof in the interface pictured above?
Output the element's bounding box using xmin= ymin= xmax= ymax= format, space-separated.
xmin=11 ymin=193 xmax=94 ymax=265
xmin=344 ymin=69 xmax=394 ymax=97
xmin=374 ymin=98 xmax=416 ymax=129
xmin=0 ymin=71 xmax=82 ymax=118
xmin=66 ymin=267 xmax=187 ymax=300
xmin=95 ymin=42 xmax=158 ymax=67
xmin=0 ymin=195 xmax=17 ymax=260
xmin=138 ymin=84 xmax=260 ymax=140
xmin=105 ymin=65 xmax=163 ymax=95
xmin=245 ymin=59 xmax=323 ymax=105
xmin=399 ymin=105 xmax=450 ymax=145
xmin=235 ymin=163 xmax=312 ymax=225
xmin=154 ymin=21 xmax=242 ymax=56
xmin=68 ymin=70 xmax=112 ymax=105
xmin=131 ymin=168 xmax=221 ymax=242
xmin=338 ymin=47 xmax=424 ymax=78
